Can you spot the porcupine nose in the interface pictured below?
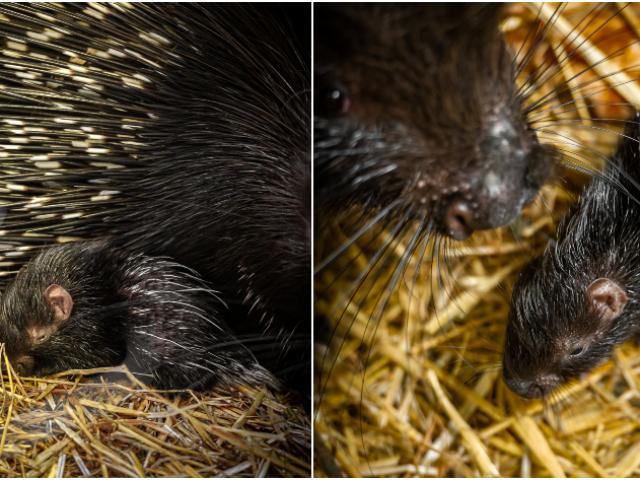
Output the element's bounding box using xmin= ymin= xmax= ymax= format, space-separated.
xmin=13 ymin=354 xmax=34 ymax=376
xmin=504 ymin=373 xmax=561 ymax=399
xmin=473 ymin=113 xmax=552 ymax=230
xmin=444 ymin=199 xmax=475 ymax=240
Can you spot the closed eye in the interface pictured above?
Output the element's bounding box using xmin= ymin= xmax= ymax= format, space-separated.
xmin=569 ymin=346 xmax=585 ymax=356
xmin=27 ymin=325 xmax=55 ymax=345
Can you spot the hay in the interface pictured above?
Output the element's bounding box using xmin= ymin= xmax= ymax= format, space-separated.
xmin=315 ymin=3 xmax=640 ymax=477
xmin=0 ymin=346 xmax=310 ymax=477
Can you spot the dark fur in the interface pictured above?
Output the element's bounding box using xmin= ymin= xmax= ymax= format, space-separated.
xmin=1 ymin=241 xmax=273 ymax=389
xmin=104 ymin=3 xmax=311 ymax=389
xmin=504 ymin=114 xmax=640 ymax=398
xmin=315 ymin=3 xmax=552 ymax=237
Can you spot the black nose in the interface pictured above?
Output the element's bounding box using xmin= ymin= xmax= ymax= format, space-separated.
xmin=444 ymin=199 xmax=475 ymax=240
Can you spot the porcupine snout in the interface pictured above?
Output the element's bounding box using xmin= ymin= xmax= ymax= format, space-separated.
xmin=503 ymin=372 xmax=562 ymax=399
xmin=442 ymin=113 xmax=552 ymax=240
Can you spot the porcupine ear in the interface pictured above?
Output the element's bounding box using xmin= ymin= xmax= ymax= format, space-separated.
xmin=44 ymin=285 xmax=74 ymax=325
xmin=25 ymin=284 xmax=74 ymax=344
xmin=586 ymin=278 xmax=628 ymax=331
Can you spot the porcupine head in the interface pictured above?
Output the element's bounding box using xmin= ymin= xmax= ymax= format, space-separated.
xmin=0 ymin=243 xmax=127 ymax=377
xmin=315 ymin=4 xmax=553 ymax=239
xmin=503 ymin=114 xmax=640 ymax=399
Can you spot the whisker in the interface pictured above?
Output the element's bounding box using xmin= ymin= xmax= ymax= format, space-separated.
xmin=516 ymin=2 xmax=606 ymax=98
xmin=315 ymin=199 xmax=402 ymax=274
xmin=520 ymin=4 xmax=628 ymax=102
xmin=356 ymin=211 xmax=424 ymax=477
xmin=514 ymin=3 xmax=566 ymax=78
xmin=315 ymin=211 xmax=412 ymax=414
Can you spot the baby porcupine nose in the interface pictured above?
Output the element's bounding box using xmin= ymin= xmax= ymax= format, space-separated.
xmin=504 ymin=373 xmax=561 ymax=399
xmin=444 ymin=199 xmax=475 ymax=240
xmin=13 ymin=354 xmax=35 ymax=376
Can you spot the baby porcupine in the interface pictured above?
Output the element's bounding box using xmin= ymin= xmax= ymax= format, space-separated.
xmin=1 ymin=240 xmax=274 ymax=389
xmin=0 ymin=4 xmax=310 ymax=391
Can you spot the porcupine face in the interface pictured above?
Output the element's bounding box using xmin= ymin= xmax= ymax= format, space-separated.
xmin=503 ymin=118 xmax=640 ymax=399
xmin=503 ymin=255 xmax=636 ymax=399
xmin=503 ymin=258 xmax=616 ymax=399
xmin=0 ymin=244 xmax=127 ymax=377
xmin=315 ymin=3 xmax=552 ymax=240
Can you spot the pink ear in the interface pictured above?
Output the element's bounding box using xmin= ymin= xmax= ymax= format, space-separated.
xmin=44 ymin=284 xmax=74 ymax=324
xmin=586 ymin=278 xmax=628 ymax=326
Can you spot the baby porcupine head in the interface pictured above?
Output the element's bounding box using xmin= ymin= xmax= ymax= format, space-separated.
xmin=503 ymin=115 xmax=640 ymax=399
xmin=315 ymin=3 xmax=553 ymax=239
xmin=503 ymin=258 xmax=630 ymax=399
xmin=0 ymin=243 xmax=127 ymax=377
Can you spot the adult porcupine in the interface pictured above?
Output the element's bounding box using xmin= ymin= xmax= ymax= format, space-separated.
xmin=0 ymin=4 xmax=310 ymax=392
xmin=315 ymin=3 xmax=552 ymax=242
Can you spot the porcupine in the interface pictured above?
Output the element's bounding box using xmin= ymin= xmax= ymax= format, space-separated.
xmin=0 ymin=3 xmax=310 ymax=392
xmin=313 ymin=2 xmax=640 ymax=371
xmin=315 ymin=3 xmax=553 ymax=242
xmin=1 ymin=240 xmax=273 ymax=389
xmin=503 ymin=114 xmax=640 ymax=400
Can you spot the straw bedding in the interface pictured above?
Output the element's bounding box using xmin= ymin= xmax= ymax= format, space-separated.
xmin=315 ymin=3 xmax=640 ymax=477
xmin=0 ymin=345 xmax=310 ymax=477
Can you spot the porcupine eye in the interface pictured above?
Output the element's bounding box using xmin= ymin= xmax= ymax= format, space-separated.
xmin=569 ymin=346 xmax=585 ymax=357
xmin=34 ymin=333 xmax=47 ymax=344
xmin=318 ymin=83 xmax=351 ymax=116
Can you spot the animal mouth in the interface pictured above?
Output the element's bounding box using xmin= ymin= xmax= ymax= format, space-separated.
xmin=504 ymin=367 xmax=562 ymax=399
xmin=12 ymin=353 xmax=35 ymax=376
